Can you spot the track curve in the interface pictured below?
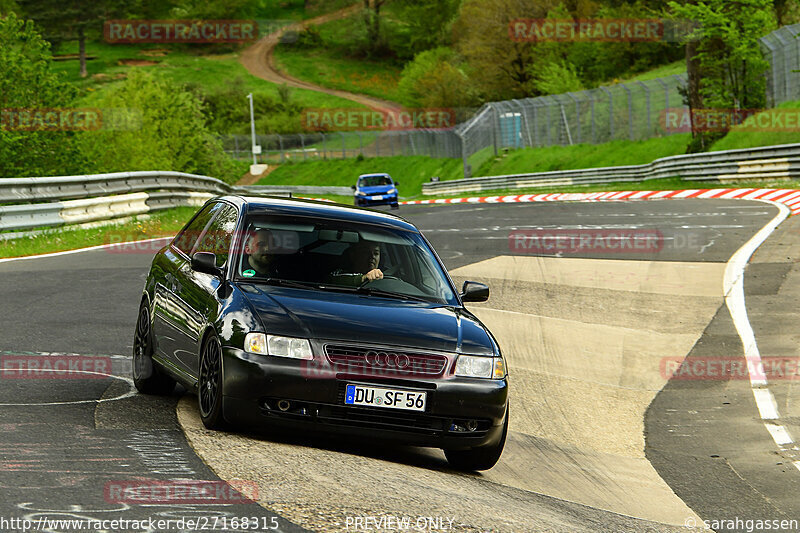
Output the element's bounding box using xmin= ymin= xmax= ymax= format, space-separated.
xmin=1 ymin=198 xmax=796 ymax=532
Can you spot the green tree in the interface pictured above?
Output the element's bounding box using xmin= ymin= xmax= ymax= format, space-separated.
xmin=17 ymin=0 xmax=122 ymax=78
xmin=453 ymin=0 xmax=557 ymax=100
xmin=362 ymin=0 xmax=388 ymax=57
xmin=398 ymin=47 xmax=481 ymax=108
xmin=393 ymin=0 xmax=461 ymax=55
xmin=669 ymin=0 xmax=776 ymax=151
xmin=168 ymin=0 xmax=255 ymax=19
xmin=77 ymin=71 xmax=236 ymax=180
xmin=531 ymin=59 xmax=584 ymax=94
xmin=0 ymin=0 xmax=19 ymax=15
xmin=0 ymin=12 xmax=85 ymax=178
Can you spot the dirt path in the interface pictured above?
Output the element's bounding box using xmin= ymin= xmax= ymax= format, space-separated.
xmin=236 ymin=164 xmax=278 ymax=186
xmin=240 ymin=5 xmax=403 ymax=113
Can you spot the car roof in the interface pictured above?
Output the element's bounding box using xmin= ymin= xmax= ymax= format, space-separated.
xmin=358 ymin=173 xmax=391 ymax=179
xmin=221 ymin=195 xmax=417 ymax=232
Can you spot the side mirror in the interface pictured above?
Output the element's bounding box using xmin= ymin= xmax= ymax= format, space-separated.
xmin=393 ymin=181 xmax=399 ymax=186
xmin=460 ymin=281 xmax=489 ymax=302
xmin=351 ymin=185 xmax=357 ymax=191
xmin=192 ymin=252 xmax=222 ymax=277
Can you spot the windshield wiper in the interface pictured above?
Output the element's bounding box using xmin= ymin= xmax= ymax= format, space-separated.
xmin=355 ymin=286 xmax=431 ymax=303
xmin=258 ymin=278 xmax=322 ymax=290
xmin=247 ymin=278 xmax=433 ymax=302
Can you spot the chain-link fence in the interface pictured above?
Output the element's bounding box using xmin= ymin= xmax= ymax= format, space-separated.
xmin=456 ymin=74 xmax=687 ymax=158
xmin=761 ymin=24 xmax=800 ymax=106
xmin=224 ymin=23 xmax=799 ymax=177
xmin=222 ymin=129 xmax=462 ymax=164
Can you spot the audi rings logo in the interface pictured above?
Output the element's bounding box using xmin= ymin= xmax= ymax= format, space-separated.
xmin=365 ymin=351 xmax=410 ymax=369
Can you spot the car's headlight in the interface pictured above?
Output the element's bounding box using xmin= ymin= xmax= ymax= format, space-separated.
xmin=387 ymin=188 xmax=397 ymax=194
xmin=455 ymin=355 xmax=506 ymax=379
xmin=356 ymin=191 xmax=367 ymax=196
xmin=244 ymin=333 xmax=313 ymax=360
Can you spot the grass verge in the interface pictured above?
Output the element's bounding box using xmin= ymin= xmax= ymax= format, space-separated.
xmin=259 ymin=155 xmax=463 ymax=192
xmin=708 ymin=99 xmax=800 ymax=151
xmin=0 ymin=206 xmax=198 ymax=259
xmin=53 ymin=41 xmax=361 ymax=110
xmin=474 ymin=134 xmax=692 ymax=176
xmin=274 ymin=47 xmax=404 ymax=104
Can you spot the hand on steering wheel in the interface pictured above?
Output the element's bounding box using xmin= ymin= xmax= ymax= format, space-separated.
xmin=358 ymin=271 xmax=400 ymax=289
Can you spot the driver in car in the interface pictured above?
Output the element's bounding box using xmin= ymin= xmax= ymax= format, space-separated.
xmin=328 ymin=241 xmax=383 ymax=286
xmin=243 ymin=228 xmax=279 ymax=277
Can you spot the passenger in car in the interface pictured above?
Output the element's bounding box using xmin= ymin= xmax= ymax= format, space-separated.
xmin=328 ymin=241 xmax=383 ymax=286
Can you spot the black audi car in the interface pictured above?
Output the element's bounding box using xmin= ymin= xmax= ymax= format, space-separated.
xmin=133 ymin=196 xmax=509 ymax=470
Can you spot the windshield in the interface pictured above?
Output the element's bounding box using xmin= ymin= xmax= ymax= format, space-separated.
xmin=358 ymin=175 xmax=392 ymax=187
xmin=235 ymin=215 xmax=457 ymax=305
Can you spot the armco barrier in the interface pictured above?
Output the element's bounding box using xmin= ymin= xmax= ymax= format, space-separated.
xmin=0 ymin=171 xmax=338 ymax=234
xmin=0 ymin=171 xmax=230 ymax=204
xmin=422 ymin=143 xmax=800 ymax=196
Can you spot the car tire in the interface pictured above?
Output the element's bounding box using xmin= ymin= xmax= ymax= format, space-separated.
xmin=444 ymin=408 xmax=508 ymax=471
xmin=391 ymin=204 xmax=399 ymax=210
xmin=132 ymin=303 xmax=175 ymax=395
xmin=198 ymin=333 xmax=228 ymax=430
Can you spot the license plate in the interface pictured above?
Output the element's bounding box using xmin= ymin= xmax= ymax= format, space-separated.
xmin=344 ymin=384 xmax=426 ymax=412
xmin=369 ymin=195 xmax=384 ymax=200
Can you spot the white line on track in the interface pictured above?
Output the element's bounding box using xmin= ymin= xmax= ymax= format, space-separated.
xmin=722 ymin=200 xmax=797 ymax=459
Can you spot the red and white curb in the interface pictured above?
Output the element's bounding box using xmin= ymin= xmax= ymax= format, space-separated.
xmin=401 ymin=188 xmax=800 ymax=216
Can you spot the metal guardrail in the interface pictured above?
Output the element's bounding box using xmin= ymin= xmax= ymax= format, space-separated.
xmin=0 ymin=171 xmax=347 ymax=234
xmin=422 ymin=143 xmax=800 ymax=195
xmin=234 ymin=185 xmax=352 ymax=196
xmin=5 ymin=142 xmax=799 ymax=235
xmin=0 ymin=171 xmax=230 ymax=204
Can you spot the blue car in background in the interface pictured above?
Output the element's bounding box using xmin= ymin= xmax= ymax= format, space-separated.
xmin=352 ymin=173 xmax=399 ymax=209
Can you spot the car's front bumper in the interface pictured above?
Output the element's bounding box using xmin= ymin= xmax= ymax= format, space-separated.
xmin=355 ymin=194 xmax=398 ymax=207
xmin=220 ymin=347 xmax=508 ymax=449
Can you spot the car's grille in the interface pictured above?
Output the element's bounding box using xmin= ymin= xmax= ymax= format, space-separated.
xmin=317 ymin=405 xmax=491 ymax=437
xmin=324 ymin=344 xmax=448 ymax=378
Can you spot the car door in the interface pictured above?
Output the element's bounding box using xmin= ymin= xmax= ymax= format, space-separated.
xmin=171 ymin=202 xmax=240 ymax=377
xmin=152 ymin=202 xmax=222 ymax=373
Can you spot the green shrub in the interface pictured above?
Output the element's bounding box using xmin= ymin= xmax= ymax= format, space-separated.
xmin=0 ymin=12 xmax=86 ymax=177
xmin=77 ymin=71 xmax=239 ymax=182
